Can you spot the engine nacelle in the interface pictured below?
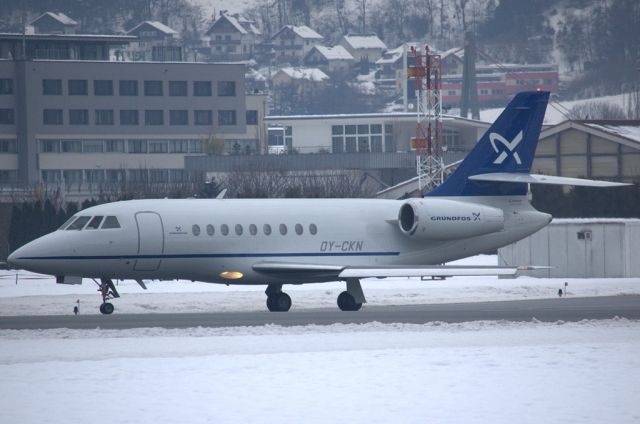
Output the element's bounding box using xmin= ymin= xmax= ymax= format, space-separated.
xmin=398 ymin=198 xmax=504 ymax=240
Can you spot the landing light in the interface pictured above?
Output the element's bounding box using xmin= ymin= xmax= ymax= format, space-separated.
xmin=219 ymin=271 xmax=244 ymax=280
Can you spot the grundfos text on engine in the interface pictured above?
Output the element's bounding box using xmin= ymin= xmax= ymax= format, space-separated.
xmin=398 ymin=198 xmax=504 ymax=240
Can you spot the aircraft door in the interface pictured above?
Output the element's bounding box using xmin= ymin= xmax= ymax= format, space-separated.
xmin=134 ymin=212 xmax=164 ymax=271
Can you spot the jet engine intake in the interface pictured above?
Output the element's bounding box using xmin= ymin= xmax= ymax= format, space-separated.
xmin=398 ymin=198 xmax=504 ymax=240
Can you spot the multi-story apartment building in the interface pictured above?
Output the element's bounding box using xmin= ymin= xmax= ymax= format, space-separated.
xmin=0 ymin=32 xmax=266 ymax=189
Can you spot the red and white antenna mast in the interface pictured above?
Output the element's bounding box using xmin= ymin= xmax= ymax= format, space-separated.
xmin=408 ymin=45 xmax=444 ymax=194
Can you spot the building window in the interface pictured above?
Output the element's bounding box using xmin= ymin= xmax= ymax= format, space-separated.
xmin=61 ymin=140 xmax=81 ymax=153
xmin=43 ymin=109 xmax=63 ymax=125
xmin=345 ymin=137 xmax=356 ymax=153
xmin=128 ymin=140 xmax=148 ymax=153
xmin=358 ymin=136 xmax=369 ymax=153
xmin=0 ymin=139 xmax=17 ymax=153
xmin=149 ymin=140 xmax=168 ymax=153
xmin=169 ymin=81 xmax=187 ymax=96
xmin=332 ymin=137 xmax=344 ymax=153
xmin=193 ymin=81 xmax=212 ymax=96
xmin=94 ymin=80 xmax=113 ymax=96
xmin=217 ymin=81 xmax=236 ymax=96
xmin=120 ymin=110 xmax=139 ymax=125
xmin=170 ymin=140 xmax=189 ymax=153
xmin=85 ymin=169 xmax=105 ymax=183
xmin=150 ymin=169 xmax=169 ymax=182
xmin=332 ymin=125 xmax=343 ymax=135
xmin=194 ymin=110 xmax=212 ymax=125
xmin=95 ymin=109 xmax=114 ymax=125
xmin=105 ymin=140 xmax=125 ymax=152
xmin=246 ymin=110 xmax=258 ymax=125
xmin=189 ymin=140 xmax=204 ymax=153
xmin=218 ymin=110 xmax=236 ymax=126
xmin=371 ymin=135 xmax=383 ymax=152
xmin=170 ymin=169 xmax=187 ymax=182
xmin=169 ymin=110 xmax=188 ymax=125
xmin=43 ymin=79 xmax=62 ymax=95
xmin=119 ymin=80 xmax=138 ymax=96
xmin=68 ymin=79 xmax=88 ymax=95
xmin=83 ymin=140 xmax=104 ymax=153
xmin=63 ymin=169 xmax=82 ymax=183
xmin=385 ymin=124 xmax=395 ymax=152
xmin=0 ymin=79 xmax=13 ymax=95
xmin=129 ymin=169 xmax=148 ymax=182
xmin=42 ymin=170 xmax=62 ymax=183
xmin=145 ymin=110 xmax=164 ymax=125
xmin=69 ymin=109 xmax=88 ymax=125
xmin=106 ymin=169 xmax=124 ymax=182
xmin=144 ymin=80 xmax=163 ymax=96
xmin=40 ymin=139 xmax=60 ymax=152
xmin=0 ymin=109 xmax=14 ymax=125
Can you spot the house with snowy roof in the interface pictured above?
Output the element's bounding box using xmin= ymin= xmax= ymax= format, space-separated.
xmin=30 ymin=12 xmax=78 ymax=34
xmin=339 ymin=33 xmax=387 ymax=63
xmin=272 ymin=67 xmax=329 ymax=98
xmin=206 ymin=12 xmax=261 ymax=61
xmin=125 ymin=21 xmax=181 ymax=61
xmin=268 ymin=25 xmax=323 ymax=64
xmin=303 ymin=45 xmax=354 ymax=76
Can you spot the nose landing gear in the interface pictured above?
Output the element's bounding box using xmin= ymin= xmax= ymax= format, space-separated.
xmin=94 ymin=278 xmax=120 ymax=315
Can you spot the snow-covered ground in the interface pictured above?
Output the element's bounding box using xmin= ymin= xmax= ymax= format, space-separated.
xmin=1 ymin=255 xmax=639 ymax=316
xmin=1 ymin=319 xmax=639 ymax=423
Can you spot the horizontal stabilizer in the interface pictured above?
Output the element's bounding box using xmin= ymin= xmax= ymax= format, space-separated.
xmin=468 ymin=173 xmax=630 ymax=187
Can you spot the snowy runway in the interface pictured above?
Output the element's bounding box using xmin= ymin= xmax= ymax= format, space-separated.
xmin=1 ymin=320 xmax=639 ymax=424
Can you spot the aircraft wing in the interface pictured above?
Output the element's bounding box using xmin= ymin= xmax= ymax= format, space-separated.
xmin=468 ymin=172 xmax=630 ymax=187
xmin=253 ymin=262 xmax=540 ymax=280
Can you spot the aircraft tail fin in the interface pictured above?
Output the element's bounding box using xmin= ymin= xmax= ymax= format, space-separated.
xmin=427 ymin=91 xmax=549 ymax=197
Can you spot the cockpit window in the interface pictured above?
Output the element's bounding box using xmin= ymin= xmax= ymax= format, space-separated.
xmin=66 ymin=216 xmax=91 ymax=231
xmin=58 ymin=216 xmax=76 ymax=230
xmin=101 ymin=216 xmax=121 ymax=229
xmin=85 ymin=216 xmax=104 ymax=230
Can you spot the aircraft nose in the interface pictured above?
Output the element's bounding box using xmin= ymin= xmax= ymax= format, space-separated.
xmin=7 ymin=247 xmax=22 ymax=269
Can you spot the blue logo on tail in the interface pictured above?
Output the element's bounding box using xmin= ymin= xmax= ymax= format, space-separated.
xmin=427 ymin=91 xmax=549 ymax=197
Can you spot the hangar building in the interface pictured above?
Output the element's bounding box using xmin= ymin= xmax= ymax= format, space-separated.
xmin=499 ymin=218 xmax=640 ymax=278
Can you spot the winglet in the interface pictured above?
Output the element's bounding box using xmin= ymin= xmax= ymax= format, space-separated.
xmin=216 ymin=188 xmax=227 ymax=199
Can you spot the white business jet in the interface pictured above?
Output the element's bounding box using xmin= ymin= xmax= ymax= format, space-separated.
xmin=7 ymin=91 xmax=627 ymax=314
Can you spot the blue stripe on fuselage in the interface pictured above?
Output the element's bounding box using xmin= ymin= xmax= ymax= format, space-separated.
xmin=17 ymin=251 xmax=400 ymax=261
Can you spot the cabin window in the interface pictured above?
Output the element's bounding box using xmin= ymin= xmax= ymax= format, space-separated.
xmin=309 ymin=223 xmax=317 ymax=235
xmin=221 ymin=224 xmax=229 ymax=236
xmin=101 ymin=216 xmax=121 ymax=229
xmin=206 ymin=224 xmax=214 ymax=236
xmin=192 ymin=224 xmax=201 ymax=236
xmin=58 ymin=216 xmax=76 ymax=230
xmin=86 ymin=216 xmax=104 ymax=230
xmin=263 ymin=224 xmax=272 ymax=235
xmin=295 ymin=223 xmax=303 ymax=235
xmin=279 ymin=224 xmax=287 ymax=235
xmin=66 ymin=216 xmax=91 ymax=231
xmin=235 ymin=224 xmax=243 ymax=236
xmin=249 ymin=224 xmax=257 ymax=236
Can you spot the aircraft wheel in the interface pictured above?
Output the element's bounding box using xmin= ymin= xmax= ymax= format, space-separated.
xmin=337 ymin=291 xmax=362 ymax=311
xmin=267 ymin=293 xmax=291 ymax=312
xmin=100 ymin=302 xmax=115 ymax=315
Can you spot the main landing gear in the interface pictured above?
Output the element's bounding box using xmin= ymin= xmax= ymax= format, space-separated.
xmin=337 ymin=279 xmax=366 ymax=311
xmin=265 ymin=283 xmax=291 ymax=312
xmin=96 ymin=278 xmax=120 ymax=315
xmin=264 ymin=279 xmax=367 ymax=312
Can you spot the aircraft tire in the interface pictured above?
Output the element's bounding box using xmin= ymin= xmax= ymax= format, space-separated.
xmin=100 ymin=302 xmax=115 ymax=315
xmin=337 ymin=291 xmax=362 ymax=312
xmin=267 ymin=293 xmax=291 ymax=312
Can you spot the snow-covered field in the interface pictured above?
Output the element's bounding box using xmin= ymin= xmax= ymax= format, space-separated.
xmin=2 ymin=255 xmax=640 ymax=316
xmin=1 ymin=319 xmax=639 ymax=423
xmin=2 ymin=255 xmax=639 ymax=423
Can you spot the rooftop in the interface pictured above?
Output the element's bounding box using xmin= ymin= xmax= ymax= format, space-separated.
xmin=342 ymin=33 xmax=387 ymax=50
xmin=310 ymin=45 xmax=353 ymax=61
